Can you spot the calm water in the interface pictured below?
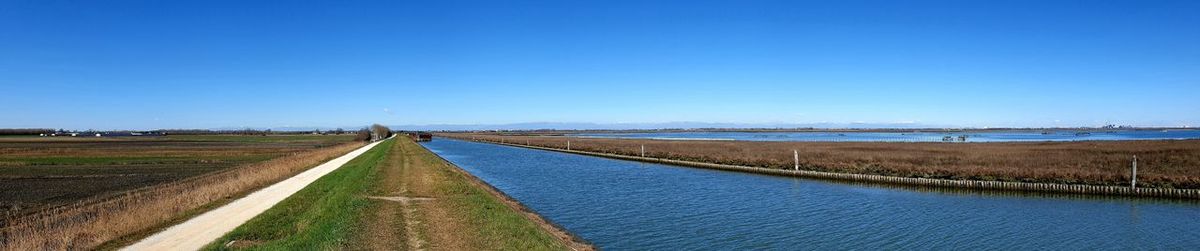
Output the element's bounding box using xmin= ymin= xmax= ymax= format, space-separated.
xmin=575 ymin=130 xmax=1200 ymax=142
xmin=423 ymin=139 xmax=1200 ymax=250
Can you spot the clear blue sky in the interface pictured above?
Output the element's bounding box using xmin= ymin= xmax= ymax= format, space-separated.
xmin=2 ymin=0 xmax=1197 ymax=130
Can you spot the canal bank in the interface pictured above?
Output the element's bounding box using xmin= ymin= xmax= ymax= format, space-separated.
xmin=410 ymin=140 xmax=594 ymax=251
xmin=443 ymin=135 xmax=1200 ymax=199
xmin=193 ymin=138 xmax=590 ymax=250
xmin=422 ymin=138 xmax=1200 ymax=249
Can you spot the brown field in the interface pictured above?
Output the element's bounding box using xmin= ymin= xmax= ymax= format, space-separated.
xmin=0 ymin=135 xmax=355 ymax=216
xmin=444 ymin=133 xmax=1200 ymax=189
xmin=0 ymin=135 xmax=362 ymax=250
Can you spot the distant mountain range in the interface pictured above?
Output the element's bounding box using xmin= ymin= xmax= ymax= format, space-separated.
xmin=206 ymin=126 xmax=348 ymax=132
xmin=202 ymin=122 xmax=945 ymax=132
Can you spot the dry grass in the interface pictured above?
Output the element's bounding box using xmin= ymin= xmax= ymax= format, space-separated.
xmin=0 ymin=141 xmax=364 ymax=250
xmin=446 ymin=133 xmax=1200 ymax=189
xmin=0 ymin=136 xmax=353 ymax=217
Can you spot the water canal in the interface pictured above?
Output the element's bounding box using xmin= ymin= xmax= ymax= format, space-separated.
xmin=422 ymin=139 xmax=1200 ymax=250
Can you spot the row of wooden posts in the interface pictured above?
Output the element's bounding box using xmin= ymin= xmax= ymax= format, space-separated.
xmin=552 ymin=138 xmax=1142 ymax=189
xmin=476 ymin=137 xmax=1148 ymax=190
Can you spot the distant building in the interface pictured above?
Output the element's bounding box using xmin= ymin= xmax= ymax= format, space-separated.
xmin=404 ymin=132 xmax=433 ymax=142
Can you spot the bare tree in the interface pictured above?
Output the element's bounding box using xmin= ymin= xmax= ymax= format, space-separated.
xmin=370 ymin=124 xmax=392 ymax=141
xmin=354 ymin=128 xmax=371 ymax=141
xmin=0 ymin=128 xmax=55 ymax=135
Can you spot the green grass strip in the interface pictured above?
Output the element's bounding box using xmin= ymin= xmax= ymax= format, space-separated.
xmin=202 ymin=139 xmax=394 ymax=250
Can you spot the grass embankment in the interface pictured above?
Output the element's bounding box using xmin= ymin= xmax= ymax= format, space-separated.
xmin=448 ymin=134 xmax=1200 ymax=189
xmin=202 ymin=139 xmax=394 ymax=250
xmin=206 ymin=139 xmax=585 ymax=250
xmin=0 ymin=136 xmax=364 ymax=250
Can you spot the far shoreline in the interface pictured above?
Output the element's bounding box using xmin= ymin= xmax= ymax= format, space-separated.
xmin=439 ymin=133 xmax=1200 ymax=199
xmin=436 ymin=126 xmax=1197 ymax=135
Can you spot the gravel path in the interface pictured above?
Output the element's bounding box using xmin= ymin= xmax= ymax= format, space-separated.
xmin=122 ymin=138 xmax=389 ymax=251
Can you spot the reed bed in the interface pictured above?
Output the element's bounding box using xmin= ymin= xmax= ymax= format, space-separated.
xmin=0 ymin=142 xmax=364 ymax=250
xmin=446 ymin=134 xmax=1200 ymax=189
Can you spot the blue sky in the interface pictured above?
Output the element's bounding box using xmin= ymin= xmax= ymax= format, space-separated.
xmin=2 ymin=1 xmax=1197 ymax=130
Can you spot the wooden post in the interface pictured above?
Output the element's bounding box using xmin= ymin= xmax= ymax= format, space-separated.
xmin=641 ymin=144 xmax=645 ymax=157
xmin=793 ymin=150 xmax=799 ymax=171
xmin=1131 ymin=155 xmax=1138 ymax=189
xmin=567 ymin=140 xmax=571 ymax=151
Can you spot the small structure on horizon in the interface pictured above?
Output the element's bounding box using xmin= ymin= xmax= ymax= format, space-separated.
xmin=403 ymin=131 xmax=433 ymax=142
xmin=941 ymin=135 xmax=968 ymax=142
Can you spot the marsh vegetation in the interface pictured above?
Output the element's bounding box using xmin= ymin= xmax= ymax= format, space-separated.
xmin=447 ymin=133 xmax=1200 ymax=189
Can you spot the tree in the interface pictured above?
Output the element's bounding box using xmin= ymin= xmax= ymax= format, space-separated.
xmin=354 ymin=128 xmax=372 ymax=141
xmin=370 ymin=124 xmax=392 ymax=141
xmin=0 ymin=128 xmax=55 ymax=135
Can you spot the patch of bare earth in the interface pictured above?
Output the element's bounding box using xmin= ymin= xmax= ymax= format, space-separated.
xmin=223 ymin=240 xmax=263 ymax=249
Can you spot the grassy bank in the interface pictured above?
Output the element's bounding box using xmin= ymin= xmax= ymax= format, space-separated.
xmin=202 ymin=139 xmax=393 ymax=250
xmin=0 ymin=136 xmax=364 ymax=250
xmin=446 ymin=134 xmax=1200 ymax=189
xmin=206 ymin=138 xmax=585 ymax=250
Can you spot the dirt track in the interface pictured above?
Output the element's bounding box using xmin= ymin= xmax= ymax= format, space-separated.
xmin=350 ymin=138 xmax=592 ymax=250
xmin=121 ymin=139 xmax=388 ymax=251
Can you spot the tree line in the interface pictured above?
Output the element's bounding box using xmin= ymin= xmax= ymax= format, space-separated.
xmin=2 ymin=126 xmax=394 ymax=141
xmin=0 ymin=128 xmax=56 ymax=135
xmin=353 ymin=124 xmax=392 ymax=141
